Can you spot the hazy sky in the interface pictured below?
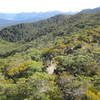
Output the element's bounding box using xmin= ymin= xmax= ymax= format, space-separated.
xmin=0 ymin=0 xmax=100 ymax=13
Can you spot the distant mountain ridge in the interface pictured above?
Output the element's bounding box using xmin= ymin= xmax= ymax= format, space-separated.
xmin=0 ymin=11 xmax=77 ymax=27
xmin=0 ymin=7 xmax=100 ymax=27
xmin=1 ymin=10 xmax=100 ymax=42
xmin=80 ymin=7 xmax=100 ymax=13
xmin=0 ymin=18 xmax=18 ymax=26
xmin=0 ymin=11 xmax=76 ymax=20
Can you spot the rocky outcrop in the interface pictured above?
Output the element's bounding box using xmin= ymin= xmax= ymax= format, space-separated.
xmin=46 ymin=60 xmax=57 ymax=74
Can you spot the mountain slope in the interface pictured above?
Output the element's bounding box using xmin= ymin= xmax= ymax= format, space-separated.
xmin=0 ymin=26 xmax=99 ymax=100
xmin=0 ymin=11 xmax=100 ymax=100
xmin=1 ymin=7 xmax=100 ymax=27
xmin=80 ymin=7 xmax=100 ymax=13
xmin=1 ymin=12 xmax=100 ymax=42
xmin=0 ymin=14 xmax=70 ymax=42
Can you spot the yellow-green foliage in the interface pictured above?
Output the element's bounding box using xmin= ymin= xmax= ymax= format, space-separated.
xmin=0 ymin=22 xmax=100 ymax=100
xmin=86 ymin=87 xmax=100 ymax=100
xmin=6 ymin=61 xmax=43 ymax=76
xmin=6 ymin=61 xmax=32 ymax=76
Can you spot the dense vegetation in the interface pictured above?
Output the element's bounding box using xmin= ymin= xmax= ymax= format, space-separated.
xmin=0 ymin=11 xmax=100 ymax=100
xmin=1 ymin=12 xmax=100 ymax=42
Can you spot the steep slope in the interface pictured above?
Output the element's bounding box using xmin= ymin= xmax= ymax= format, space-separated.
xmin=0 ymin=14 xmax=70 ymax=42
xmin=1 ymin=12 xmax=100 ymax=42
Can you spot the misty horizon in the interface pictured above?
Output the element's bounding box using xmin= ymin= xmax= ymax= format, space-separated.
xmin=0 ymin=6 xmax=100 ymax=14
xmin=0 ymin=0 xmax=100 ymax=13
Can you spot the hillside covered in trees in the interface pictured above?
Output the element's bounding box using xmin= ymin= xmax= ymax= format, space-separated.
xmin=0 ymin=11 xmax=100 ymax=100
